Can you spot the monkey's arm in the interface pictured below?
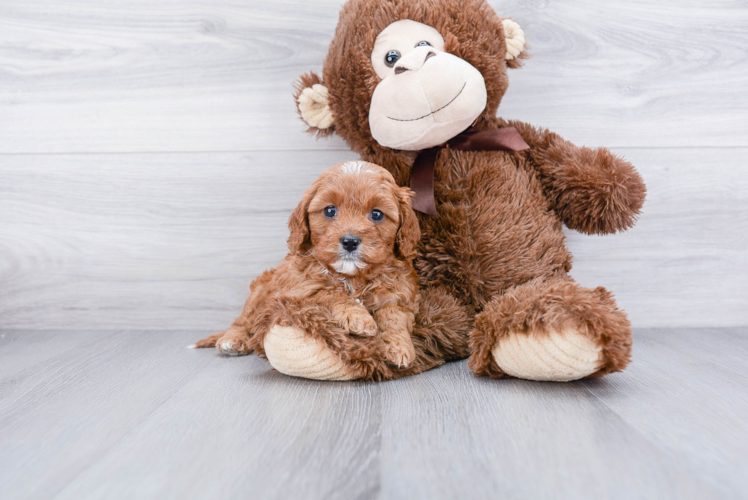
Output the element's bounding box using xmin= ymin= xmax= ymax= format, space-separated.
xmin=507 ymin=119 xmax=646 ymax=235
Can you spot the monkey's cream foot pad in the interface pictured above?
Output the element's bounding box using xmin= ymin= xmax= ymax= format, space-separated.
xmin=263 ymin=325 xmax=359 ymax=381
xmin=492 ymin=330 xmax=602 ymax=382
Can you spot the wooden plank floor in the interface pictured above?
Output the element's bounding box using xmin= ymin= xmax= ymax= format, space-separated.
xmin=1 ymin=328 xmax=746 ymax=499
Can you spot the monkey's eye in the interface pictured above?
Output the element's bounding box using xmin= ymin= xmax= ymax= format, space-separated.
xmin=370 ymin=209 xmax=384 ymax=222
xmin=416 ymin=41 xmax=431 ymax=47
xmin=385 ymin=50 xmax=401 ymax=67
xmin=324 ymin=205 xmax=337 ymax=219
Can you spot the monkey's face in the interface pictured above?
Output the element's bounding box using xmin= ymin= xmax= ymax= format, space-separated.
xmin=368 ymin=20 xmax=488 ymax=151
xmin=294 ymin=0 xmax=527 ymax=156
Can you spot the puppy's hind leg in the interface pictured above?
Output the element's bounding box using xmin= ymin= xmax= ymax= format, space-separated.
xmin=190 ymin=331 xmax=223 ymax=349
xmin=189 ymin=268 xmax=275 ymax=356
xmin=189 ymin=327 xmax=253 ymax=356
xmin=214 ymin=326 xmax=254 ymax=356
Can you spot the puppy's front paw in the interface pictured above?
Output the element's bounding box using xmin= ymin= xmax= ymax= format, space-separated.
xmin=340 ymin=308 xmax=378 ymax=336
xmin=384 ymin=336 xmax=416 ymax=368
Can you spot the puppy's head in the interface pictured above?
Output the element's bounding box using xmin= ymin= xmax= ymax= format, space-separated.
xmin=288 ymin=161 xmax=420 ymax=276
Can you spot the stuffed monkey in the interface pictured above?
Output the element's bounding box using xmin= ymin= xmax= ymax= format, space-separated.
xmin=230 ymin=0 xmax=646 ymax=382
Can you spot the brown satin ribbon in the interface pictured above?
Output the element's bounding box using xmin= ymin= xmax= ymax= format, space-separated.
xmin=410 ymin=127 xmax=530 ymax=216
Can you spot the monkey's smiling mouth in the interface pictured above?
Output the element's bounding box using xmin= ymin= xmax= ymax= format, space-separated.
xmin=387 ymin=82 xmax=466 ymax=122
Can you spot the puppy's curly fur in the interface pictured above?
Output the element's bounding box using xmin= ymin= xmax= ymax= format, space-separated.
xmin=193 ymin=161 xmax=422 ymax=372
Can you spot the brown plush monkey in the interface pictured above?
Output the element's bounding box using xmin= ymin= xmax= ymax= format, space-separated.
xmin=267 ymin=0 xmax=645 ymax=382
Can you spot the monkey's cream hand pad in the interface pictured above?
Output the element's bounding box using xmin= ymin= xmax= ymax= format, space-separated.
xmin=369 ymin=20 xmax=487 ymax=151
xmin=263 ymin=325 xmax=359 ymax=381
xmin=491 ymin=329 xmax=603 ymax=382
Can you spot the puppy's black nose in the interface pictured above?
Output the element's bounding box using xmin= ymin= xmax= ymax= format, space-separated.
xmin=340 ymin=235 xmax=361 ymax=253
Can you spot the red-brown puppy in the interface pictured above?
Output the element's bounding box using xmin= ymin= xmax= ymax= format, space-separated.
xmin=192 ymin=161 xmax=421 ymax=370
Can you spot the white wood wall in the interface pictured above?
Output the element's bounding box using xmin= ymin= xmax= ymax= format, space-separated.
xmin=1 ymin=0 xmax=746 ymax=329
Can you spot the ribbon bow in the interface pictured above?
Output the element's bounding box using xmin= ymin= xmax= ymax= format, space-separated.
xmin=410 ymin=127 xmax=530 ymax=216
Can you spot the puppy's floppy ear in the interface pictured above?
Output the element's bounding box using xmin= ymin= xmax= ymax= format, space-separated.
xmin=395 ymin=186 xmax=421 ymax=261
xmin=287 ymin=183 xmax=317 ymax=254
xmin=502 ymin=19 xmax=529 ymax=69
xmin=294 ymin=72 xmax=335 ymax=139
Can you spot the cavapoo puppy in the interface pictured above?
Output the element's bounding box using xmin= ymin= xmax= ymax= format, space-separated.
xmin=192 ymin=161 xmax=421 ymax=374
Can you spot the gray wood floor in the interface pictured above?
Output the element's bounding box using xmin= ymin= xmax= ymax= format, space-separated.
xmin=1 ymin=328 xmax=746 ymax=499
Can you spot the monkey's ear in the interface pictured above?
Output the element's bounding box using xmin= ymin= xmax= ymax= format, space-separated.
xmin=502 ymin=19 xmax=528 ymax=69
xmin=294 ymin=72 xmax=335 ymax=138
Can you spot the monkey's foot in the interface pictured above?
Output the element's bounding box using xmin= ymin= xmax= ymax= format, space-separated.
xmin=491 ymin=329 xmax=602 ymax=382
xmin=263 ymin=325 xmax=360 ymax=381
xmin=469 ymin=279 xmax=632 ymax=381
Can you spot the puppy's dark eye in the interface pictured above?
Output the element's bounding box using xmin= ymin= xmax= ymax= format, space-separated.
xmin=416 ymin=41 xmax=431 ymax=47
xmin=385 ymin=50 xmax=401 ymax=67
xmin=324 ymin=206 xmax=337 ymax=219
xmin=370 ymin=209 xmax=384 ymax=222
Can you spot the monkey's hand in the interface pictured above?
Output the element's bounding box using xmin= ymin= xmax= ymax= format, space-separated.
xmin=508 ymin=119 xmax=646 ymax=235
